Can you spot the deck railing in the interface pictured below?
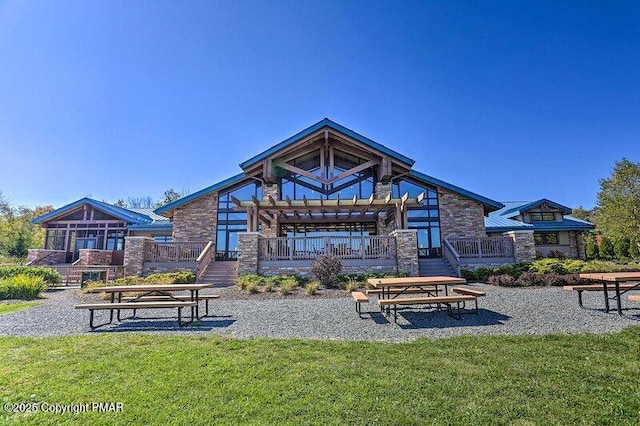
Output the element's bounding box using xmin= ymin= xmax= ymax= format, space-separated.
xmin=447 ymin=236 xmax=514 ymax=258
xmin=195 ymin=241 xmax=215 ymax=280
xmin=258 ymin=236 xmax=396 ymax=261
xmin=144 ymin=241 xmax=208 ymax=262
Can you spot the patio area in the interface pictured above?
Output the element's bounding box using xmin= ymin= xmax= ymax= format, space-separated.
xmin=0 ymin=285 xmax=638 ymax=341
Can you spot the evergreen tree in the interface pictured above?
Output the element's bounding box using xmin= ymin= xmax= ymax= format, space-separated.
xmin=629 ymin=238 xmax=640 ymax=259
xmin=585 ymin=233 xmax=598 ymax=259
xmin=613 ymin=238 xmax=630 ymax=259
xmin=599 ymin=237 xmax=614 ymax=259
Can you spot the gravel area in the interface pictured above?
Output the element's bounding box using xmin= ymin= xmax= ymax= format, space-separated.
xmin=0 ymin=285 xmax=638 ymax=341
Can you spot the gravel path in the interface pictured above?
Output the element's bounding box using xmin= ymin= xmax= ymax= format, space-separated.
xmin=0 ymin=285 xmax=638 ymax=341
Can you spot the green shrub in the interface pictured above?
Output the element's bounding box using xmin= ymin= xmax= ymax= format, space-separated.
xmin=0 ymin=266 xmax=62 ymax=284
xmin=310 ymin=254 xmax=342 ymax=288
xmin=245 ymin=281 xmax=259 ymax=294
xmin=279 ymin=279 xmax=297 ymax=296
xmin=235 ymin=274 xmax=262 ymax=290
xmin=564 ymin=260 xmax=587 ymax=273
xmin=304 ymin=282 xmax=320 ymax=295
xmin=0 ymin=274 xmax=47 ymax=300
xmin=629 ymin=238 xmax=640 ymax=259
xmin=529 ymin=259 xmax=567 ymax=275
xmin=343 ymin=278 xmax=361 ymax=292
xmin=262 ymin=277 xmax=277 ymax=292
xmin=145 ymin=271 xmax=195 ymax=284
xmin=614 ymin=238 xmax=630 ymax=259
xmin=488 ymin=274 xmax=516 ymax=287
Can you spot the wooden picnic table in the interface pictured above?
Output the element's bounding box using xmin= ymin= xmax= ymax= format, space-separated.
xmin=367 ymin=276 xmax=466 ymax=297
xmin=578 ymin=272 xmax=640 ymax=315
xmin=86 ymin=283 xmax=214 ymax=322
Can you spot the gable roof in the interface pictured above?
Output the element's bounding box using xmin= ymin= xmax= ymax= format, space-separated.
xmin=154 ymin=173 xmax=247 ymax=216
xmin=239 ymin=118 xmax=415 ymax=170
xmin=498 ymin=199 xmax=573 ymax=218
xmin=484 ymin=215 xmax=534 ymax=232
xmin=409 ymin=170 xmax=504 ymax=212
xmin=32 ymin=198 xmax=153 ymax=225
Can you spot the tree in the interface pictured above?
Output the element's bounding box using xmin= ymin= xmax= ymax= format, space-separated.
xmin=570 ymin=206 xmax=594 ymax=223
xmin=585 ymin=233 xmax=598 ymax=259
xmin=613 ymin=238 xmax=630 ymax=259
xmin=126 ymin=196 xmax=154 ymax=209
xmin=599 ymin=237 xmax=614 ymax=259
xmin=154 ymin=188 xmax=186 ymax=208
xmin=595 ymin=158 xmax=640 ymax=242
xmin=0 ymin=195 xmax=53 ymax=259
xmin=630 ymin=238 xmax=640 ymax=259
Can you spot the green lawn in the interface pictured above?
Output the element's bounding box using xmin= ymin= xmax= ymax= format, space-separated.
xmin=1 ymin=328 xmax=639 ymax=425
xmin=0 ymin=301 xmax=40 ymax=316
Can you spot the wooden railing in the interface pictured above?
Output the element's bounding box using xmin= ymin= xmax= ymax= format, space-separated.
xmin=447 ymin=236 xmax=514 ymax=258
xmin=258 ymin=236 xmax=396 ymax=261
xmin=47 ymin=265 xmax=126 ymax=286
xmin=443 ymin=239 xmax=461 ymax=277
xmin=196 ymin=241 xmax=215 ymax=280
xmin=144 ymin=241 xmax=208 ymax=262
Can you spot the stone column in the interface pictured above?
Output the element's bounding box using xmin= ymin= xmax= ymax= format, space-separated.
xmin=391 ymin=229 xmax=419 ymax=276
xmin=27 ymin=249 xmax=68 ymax=265
xmin=237 ymin=232 xmax=261 ymax=276
xmin=78 ymin=249 xmax=113 ymax=266
xmin=505 ymin=231 xmax=536 ymax=264
xmin=375 ymin=182 xmax=392 ymax=199
xmin=262 ymin=184 xmax=280 ymax=238
xmin=123 ymin=236 xmax=153 ymax=277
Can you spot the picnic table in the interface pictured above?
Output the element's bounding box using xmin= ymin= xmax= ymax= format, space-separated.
xmin=577 ymin=272 xmax=640 ymax=316
xmin=77 ymin=283 xmax=215 ymax=328
xmin=364 ymin=276 xmax=484 ymax=322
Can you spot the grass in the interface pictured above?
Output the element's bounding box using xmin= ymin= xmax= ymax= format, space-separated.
xmin=0 ymin=301 xmax=40 ymax=316
xmin=0 ymin=328 xmax=639 ymax=424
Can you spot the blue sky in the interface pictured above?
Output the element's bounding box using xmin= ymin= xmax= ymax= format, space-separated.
xmin=0 ymin=1 xmax=638 ymax=210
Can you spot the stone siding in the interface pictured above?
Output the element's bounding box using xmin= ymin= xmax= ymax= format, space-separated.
xmin=375 ymin=182 xmax=392 ymax=199
xmin=438 ymin=187 xmax=487 ymax=239
xmin=261 ymin=184 xmax=280 ymax=237
xmin=237 ymin=232 xmax=260 ymax=276
xmin=505 ymin=231 xmax=536 ymax=263
xmin=78 ymin=249 xmax=113 ymax=266
xmin=391 ymin=229 xmax=419 ymax=276
xmin=27 ymin=249 xmax=68 ymax=265
xmin=123 ymin=236 xmax=152 ymax=277
xmin=172 ymin=191 xmax=218 ymax=242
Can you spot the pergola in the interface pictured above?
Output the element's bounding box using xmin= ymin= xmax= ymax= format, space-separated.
xmin=232 ymin=192 xmax=426 ymax=233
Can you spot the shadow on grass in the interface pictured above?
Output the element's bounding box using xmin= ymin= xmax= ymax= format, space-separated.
xmin=396 ymin=308 xmax=511 ymax=329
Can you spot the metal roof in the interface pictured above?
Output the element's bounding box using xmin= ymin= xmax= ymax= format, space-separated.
xmin=32 ymin=198 xmax=153 ymax=225
xmin=239 ymin=118 xmax=415 ymax=170
xmin=497 ymin=199 xmax=573 ymax=218
xmin=486 ymin=199 xmax=595 ymax=232
xmin=526 ymin=216 xmax=595 ymax=231
xmin=154 ymin=173 xmax=247 ymax=216
xmin=484 ymin=215 xmax=534 ymax=232
xmin=409 ymin=170 xmax=504 ymax=212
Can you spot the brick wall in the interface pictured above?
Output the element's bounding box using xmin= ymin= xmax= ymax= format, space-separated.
xmin=78 ymin=249 xmax=113 ymax=265
xmin=172 ymin=192 xmax=218 ymax=241
xmin=438 ymin=187 xmax=487 ymax=239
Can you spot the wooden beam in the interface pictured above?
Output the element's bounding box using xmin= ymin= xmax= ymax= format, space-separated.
xmin=285 ymin=195 xmax=292 ymax=206
xmin=251 ymin=195 xmax=260 ymax=206
xmin=401 ymin=192 xmax=409 ymax=203
xmin=352 ymin=195 xmax=357 ymax=205
xmin=327 ymin=159 xmax=379 ymax=185
xmin=268 ymin=195 xmax=276 ymax=206
xmin=384 ymin=193 xmax=392 ymax=204
xmin=231 ymin=196 xmax=242 ymax=207
xmin=368 ymin=194 xmax=374 ymax=205
xmin=278 ymin=162 xmax=330 ymax=184
xmin=417 ymin=192 xmax=425 ymax=204
xmin=302 ymin=195 xmax=308 ymax=206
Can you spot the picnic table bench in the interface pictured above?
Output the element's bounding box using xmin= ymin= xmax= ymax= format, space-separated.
xmin=76 ymin=283 xmax=215 ymax=329
xmin=362 ymin=276 xmax=485 ymax=323
xmin=566 ymin=273 xmax=640 ymax=315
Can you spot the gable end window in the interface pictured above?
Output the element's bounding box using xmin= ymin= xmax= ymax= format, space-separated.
xmin=530 ymin=212 xmax=556 ymax=221
xmin=534 ymin=232 xmax=559 ymax=245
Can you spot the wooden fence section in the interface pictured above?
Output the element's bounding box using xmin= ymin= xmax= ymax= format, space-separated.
xmin=48 ymin=265 xmax=126 ymax=286
xmin=447 ymin=236 xmax=514 ymax=258
xmin=144 ymin=241 xmax=208 ymax=262
xmin=258 ymin=236 xmax=396 ymax=261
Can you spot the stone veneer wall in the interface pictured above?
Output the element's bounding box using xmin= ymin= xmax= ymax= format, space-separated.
xmin=505 ymin=231 xmax=536 ymax=263
xmin=237 ymin=232 xmax=260 ymax=276
xmin=172 ymin=192 xmax=218 ymax=241
xmin=438 ymin=187 xmax=487 ymax=239
xmin=391 ymin=229 xmax=419 ymax=276
xmin=374 ymin=182 xmax=396 ymax=236
xmin=261 ymin=184 xmax=280 ymax=238
xmin=78 ymin=249 xmax=113 ymax=266
xmin=123 ymin=236 xmax=153 ymax=277
xmin=26 ymin=249 xmax=68 ymax=265
xmin=568 ymin=231 xmax=586 ymax=259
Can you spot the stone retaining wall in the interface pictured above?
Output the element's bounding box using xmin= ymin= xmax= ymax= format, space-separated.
xmin=26 ymin=249 xmax=68 ymax=265
xmin=78 ymin=249 xmax=113 ymax=266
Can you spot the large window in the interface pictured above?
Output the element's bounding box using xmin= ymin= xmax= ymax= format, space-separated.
xmin=280 ymin=222 xmax=376 ymax=237
xmin=534 ymin=232 xmax=559 ymax=245
xmin=216 ymin=182 xmax=262 ymax=260
xmin=393 ymin=179 xmax=441 ymax=258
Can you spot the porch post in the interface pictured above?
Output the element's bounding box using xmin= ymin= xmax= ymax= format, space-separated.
xmin=391 ymin=229 xmax=419 ymax=276
xmin=237 ymin=232 xmax=261 ymax=276
xmin=504 ymin=231 xmax=536 ymax=263
xmin=123 ymin=236 xmax=153 ymax=277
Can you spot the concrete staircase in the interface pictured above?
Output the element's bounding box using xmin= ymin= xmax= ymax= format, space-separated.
xmin=418 ymin=258 xmax=458 ymax=277
xmin=198 ymin=261 xmax=238 ymax=287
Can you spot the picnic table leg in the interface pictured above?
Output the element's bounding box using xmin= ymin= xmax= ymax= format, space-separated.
xmin=117 ymin=292 xmax=122 ymax=321
xmin=602 ymin=281 xmax=610 ymax=313
xmin=615 ymin=283 xmax=623 ymax=316
xmin=577 ymin=291 xmax=584 ymax=308
xmin=109 ymin=293 xmax=115 ymax=324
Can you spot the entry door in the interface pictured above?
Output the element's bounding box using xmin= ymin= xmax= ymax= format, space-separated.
xmin=216 ymin=230 xmax=240 ymax=261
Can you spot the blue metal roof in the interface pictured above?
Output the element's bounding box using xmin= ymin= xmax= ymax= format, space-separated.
xmin=154 ymin=173 xmax=247 ymax=215
xmin=409 ymin=170 xmax=504 ymax=211
xmin=32 ymin=198 xmax=153 ymax=225
xmin=484 ymin=215 xmax=533 ymax=233
xmin=127 ymin=223 xmax=173 ymax=231
xmin=526 ymin=216 xmax=595 ymax=232
xmin=239 ymin=118 xmax=416 ymax=170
